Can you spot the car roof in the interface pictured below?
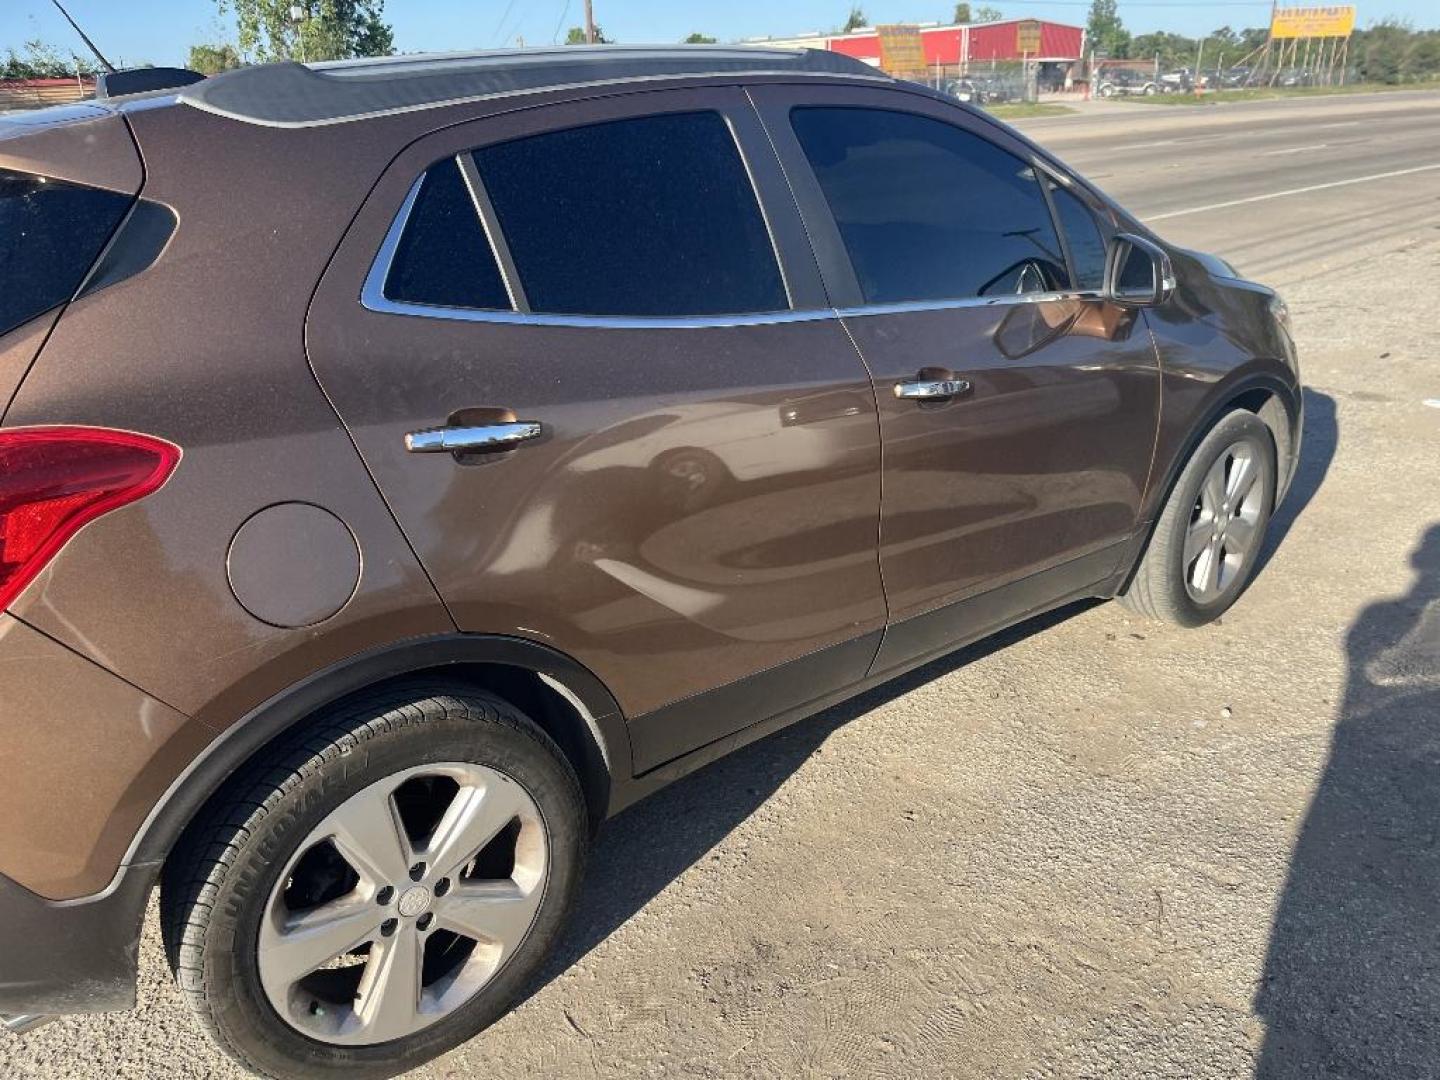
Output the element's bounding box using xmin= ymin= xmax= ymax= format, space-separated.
xmin=176 ymin=45 xmax=889 ymax=128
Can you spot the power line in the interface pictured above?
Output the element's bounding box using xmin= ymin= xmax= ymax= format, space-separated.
xmin=491 ymin=0 xmax=521 ymax=45
xmin=551 ymin=0 xmax=572 ymax=44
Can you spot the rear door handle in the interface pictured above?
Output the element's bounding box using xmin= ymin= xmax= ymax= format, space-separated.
xmin=405 ymin=421 xmax=542 ymax=453
xmin=893 ymin=378 xmax=971 ymax=401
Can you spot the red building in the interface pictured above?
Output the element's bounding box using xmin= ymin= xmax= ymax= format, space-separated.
xmin=821 ymin=20 xmax=1085 ymax=66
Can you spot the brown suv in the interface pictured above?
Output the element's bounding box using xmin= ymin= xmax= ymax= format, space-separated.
xmin=0 ymin=46 xmax=1301 ymax=1077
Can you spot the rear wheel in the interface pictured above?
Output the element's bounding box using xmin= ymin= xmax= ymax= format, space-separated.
xmin=1119 ymin=409 xmax=1275 ymax=626
xmin=162 ymin=686 xmax=587 ymax=1079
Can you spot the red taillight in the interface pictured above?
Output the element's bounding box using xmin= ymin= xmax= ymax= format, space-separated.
xmin=0 ymin=426 xmax=180 ymax=610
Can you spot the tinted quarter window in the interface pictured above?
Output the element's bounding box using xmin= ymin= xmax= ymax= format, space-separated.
xmin=1047 ymin=181 xmax=1108 ymax=291
xmin=789 ymin=107 xmax=1067 ymax=304
xmin=385 ymin=156 xmax=510 ymax=310
xmin=475 ymin=111 xmax=787 ymax=317
xmin=0 ymin=168 xmax=131 ymax=337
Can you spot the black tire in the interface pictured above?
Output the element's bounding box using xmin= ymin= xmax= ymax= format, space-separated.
xmin=161 ymin=685 xmax=588 ymax=1080
xmin=1119 ymin=409 xmax=1276 ymax=627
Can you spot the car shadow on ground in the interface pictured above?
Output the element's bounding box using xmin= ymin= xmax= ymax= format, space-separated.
xmin=1255 ymin=522 xmax=1440 ymax=1077
xmin=523 ymin=599 xmax=1099 ymax=999
xmin=1255 ymin=388 xmax=1336 ymax=578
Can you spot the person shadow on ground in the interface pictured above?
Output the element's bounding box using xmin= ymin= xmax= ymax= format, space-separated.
xmin=1255 ymin=523 xmax=1440 ymax=1077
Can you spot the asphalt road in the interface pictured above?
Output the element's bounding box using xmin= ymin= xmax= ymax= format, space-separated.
xmin=7 ymin=89 xmax=1440 ymax=1080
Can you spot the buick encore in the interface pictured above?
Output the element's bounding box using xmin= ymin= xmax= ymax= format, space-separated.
xmin=0 ymin=45 xmax=1301 ymax=1078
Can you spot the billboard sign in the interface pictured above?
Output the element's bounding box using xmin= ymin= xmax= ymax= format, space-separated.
xmin=1016 ymin=20 xmax=1042 ymax=54
xmin=1270 ymin=6 xmax=1356 ymax=39
xmin=875 ymin=24 xmax=926 ymax=76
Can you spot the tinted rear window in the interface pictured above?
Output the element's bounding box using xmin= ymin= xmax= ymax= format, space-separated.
xmin=789 ymin=107 xmax=1067 ymax=304
xmin=474 ymin=111 xmax=787 ymax=317
xmin=0 ymin=169 xmax=131 ymax=337
xmin=384 ymin=156 xmax=510 ymax=310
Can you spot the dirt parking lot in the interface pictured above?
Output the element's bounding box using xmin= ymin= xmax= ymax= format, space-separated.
xmin=7 ymin=90 xmax=1440 ymax=1079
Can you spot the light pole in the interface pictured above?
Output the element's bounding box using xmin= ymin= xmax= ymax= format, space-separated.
xmin=584 ymin=0 xmax=596 ymax=44
xmin=290 ymin=3 xmax=308 ymax=63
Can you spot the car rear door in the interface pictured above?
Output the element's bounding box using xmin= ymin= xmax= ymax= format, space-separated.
xmin=307 ymin=87 xmax=886 ymax=773
xmin=750 ymin=84 xmax=1161 ymax=676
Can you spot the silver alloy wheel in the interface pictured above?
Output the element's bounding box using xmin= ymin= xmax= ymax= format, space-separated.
xmin=1184 ymin=438 xmax=1266 ymax=603
xmin=257 ymin=762 xmax=548 ymax=1045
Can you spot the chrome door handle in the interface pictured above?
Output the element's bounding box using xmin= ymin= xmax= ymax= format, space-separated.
xmin=405 ymin=421 xmax=542 ymax=453
xmin=893 ymin=378 xmax=970 ymax=400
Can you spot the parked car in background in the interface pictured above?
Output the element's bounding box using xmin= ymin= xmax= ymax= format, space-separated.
xmin=1159 ymin=67 xmax=1208 ymax=92
xmin=945 ymin=74 xmax=1020 ymax=105
xmin=0 ymin=44 xmax=1302 ymax=1079
xmin=1097 ymin=68 xmax=1160 ymax=96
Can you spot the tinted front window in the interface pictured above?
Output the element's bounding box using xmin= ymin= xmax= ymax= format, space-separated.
xmin=385 ymin=156 xmax=510 ymax=310
xmin=0 ymin=168 xmax=131 ymax=337
xmin=475 ymin=111 xmax=787 ymax=317
xmin=789 ymin=107 xmax=1067 ymax=304
xmin=1048 ymin=181 xmax=1108 ymax=291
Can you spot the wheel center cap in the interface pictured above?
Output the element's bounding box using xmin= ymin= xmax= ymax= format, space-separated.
xmin=397 ymin=885 xmax=433 ymax=918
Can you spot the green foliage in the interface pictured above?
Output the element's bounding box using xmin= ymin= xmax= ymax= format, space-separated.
xmin=1353 ymin=20 xmax=1440 ymax=84
xmin=684 ymin=33 xmax=717 ymax=44
xmin=1086 ymin=0 xmax=1130 ymax=59
xmin=1 ymin=39 xmax=98 ymax=78
xmin=974 ymin=5 xmax=1003 ymax=21
xmin=565 ymin=26 xmax=612 ymax=44
xmin=1097 ymin=18 xmax=1440 ymax=84
xmin=217 ymin=0 xmax=393 ymax=63
xmin=842 ymin=7 xmax=868 ymax=34
xmin=952 ymin=3 xmax=970 ymax=21
xmin=187 ymin=42 xmax=243 ymax=74
xmin=1130 ymin=31 xmax=1197 ymax=69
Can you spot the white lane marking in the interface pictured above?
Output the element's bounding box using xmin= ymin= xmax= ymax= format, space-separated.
xmin=1262 ymin=142 xmax=1329 ymax=156
xmin=1111 ymin=138 xmax=1179 ymax=152
xmin=1146 ymin=162 xmax=1440 ymax=221
xmin=1424 ymin=399 xmax=1440 ymax=409
xmin=1313 ymin=120 xmax=1361 ymax=129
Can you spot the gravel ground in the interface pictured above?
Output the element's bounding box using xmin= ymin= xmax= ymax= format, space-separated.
xmin=6 ymin=94 xmax=1440 ymax=1079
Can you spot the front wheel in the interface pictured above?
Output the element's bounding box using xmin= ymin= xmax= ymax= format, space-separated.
xmin=1119 ymin=409 xmax=1276 ymax=627
xmin=162 ymin=686 xmax=587 ymax=1079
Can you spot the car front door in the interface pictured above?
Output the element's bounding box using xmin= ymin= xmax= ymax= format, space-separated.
xmin=751 ymin=84 xmax=1161 ymax=675
xmin=307 ymin=88 xmax=886 ymax=773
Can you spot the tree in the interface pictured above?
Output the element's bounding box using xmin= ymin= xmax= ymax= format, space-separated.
xmin=684 ymin=33 xmax=717 ymax=44
xmin=842 ymin=7 xmax=868 ymax=33
xmin=1130 ymin=31 xmax=1195 ymax=70
xmin=1086 ymin=0 xmax=1130 ymax=58
xmin=217 ymin=0 xmax=393 ymax=63
xmin=953 ymin=3 xmax=971 ymax=22
xmin=1 ymin=39 xmax=96 ymax=78
xmin=565 ymin=25 xmax=612 ymax=44
xmin=188 ymin=42 xmax=243 ymax=74
xmin=974 ymin=5 xmax=1003 ymax=21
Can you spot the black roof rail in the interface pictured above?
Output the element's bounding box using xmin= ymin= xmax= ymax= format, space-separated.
xmin=177 ymin=45 xmax=888 ymax=128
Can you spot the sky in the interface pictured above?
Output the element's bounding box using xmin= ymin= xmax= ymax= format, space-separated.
xmin=3 ymin=1 xmax=1437 ymax=69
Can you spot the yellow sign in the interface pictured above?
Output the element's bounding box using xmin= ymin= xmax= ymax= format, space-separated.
xmin=1270 ymin=6 xmax=1356 ymax=39
xmin=1016 ymin=20 xmax=1042 ymax=54
xmin=876 ymin=24 xmax=926 ymax=77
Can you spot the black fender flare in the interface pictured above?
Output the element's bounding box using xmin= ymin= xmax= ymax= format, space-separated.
xmin=126 ymin=632 xmax=632 ymax=870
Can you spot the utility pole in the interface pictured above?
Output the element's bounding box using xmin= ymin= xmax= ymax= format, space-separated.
xmin=584 ymin=0 xmax=596 ymax=44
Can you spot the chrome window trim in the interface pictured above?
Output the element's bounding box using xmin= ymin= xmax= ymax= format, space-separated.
xmin=362 ymin=172 xmax=1107 ymax=331
xmin=837 ymin=290 xmax=1105 ymax=320
xmin=455 ymin=152 xmax=527 ymax=312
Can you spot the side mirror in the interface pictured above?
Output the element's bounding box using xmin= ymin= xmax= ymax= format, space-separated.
xmin=1105 ymin=233 xmax=1176 ymax=307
